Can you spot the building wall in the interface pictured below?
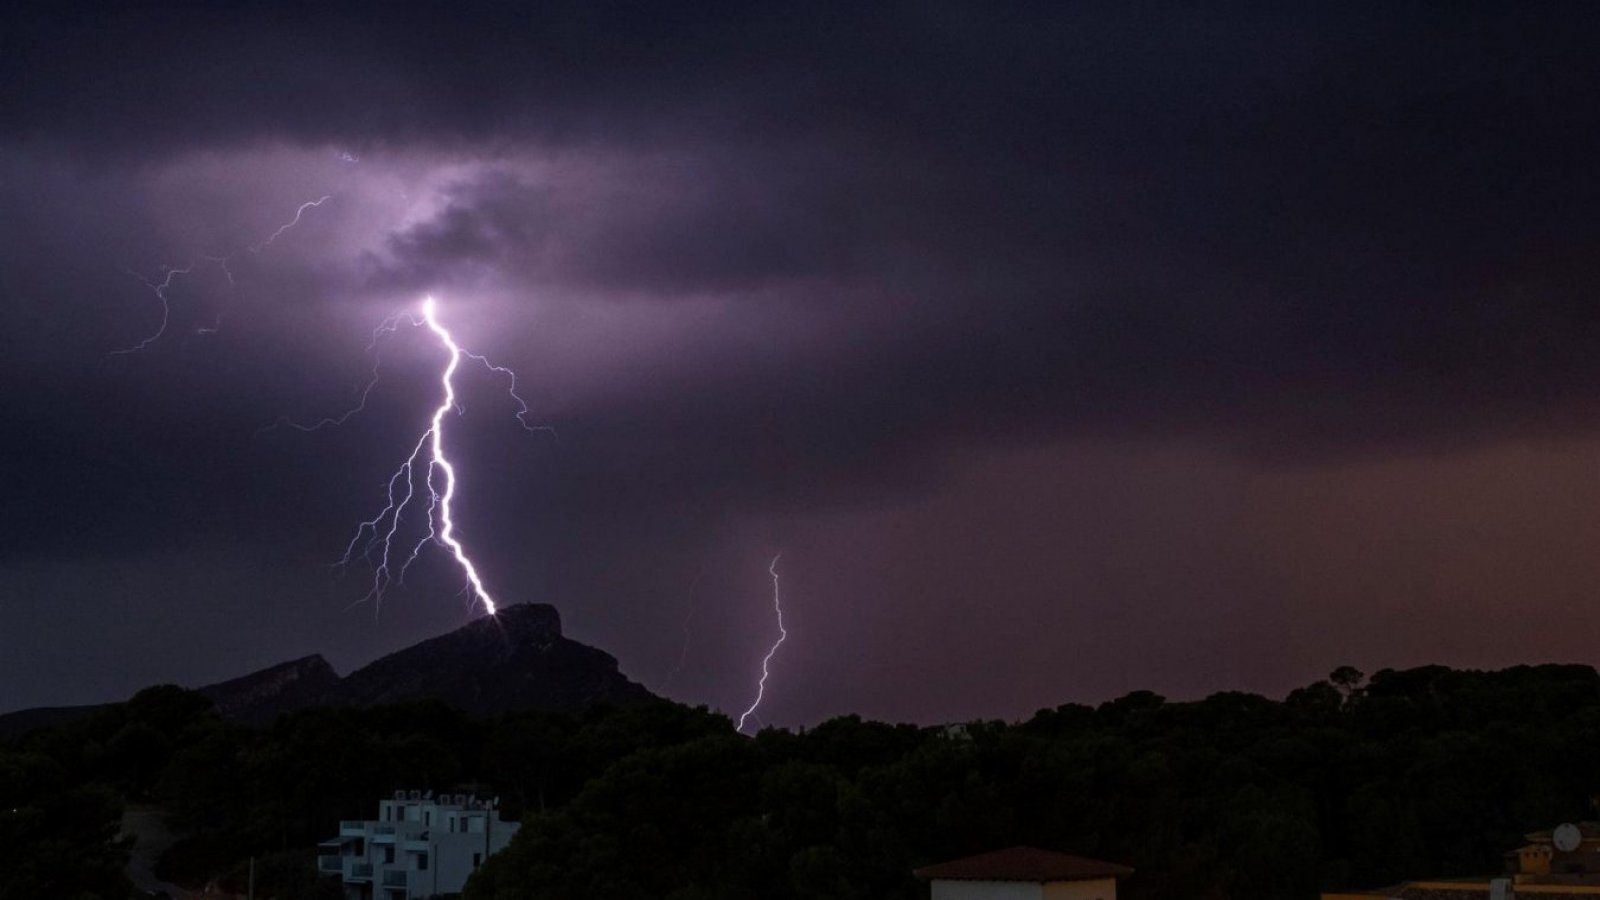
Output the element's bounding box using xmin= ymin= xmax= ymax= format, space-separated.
xmin=326 ymin=796 xmax=520 ymax=900
xmin=1044 ymin=878 xmax=1118 ymax=900
xmin=1520 ymin=846 xmax=1554 ymax=876
xmin=931 ymin=880 xmax=1044 ymax=900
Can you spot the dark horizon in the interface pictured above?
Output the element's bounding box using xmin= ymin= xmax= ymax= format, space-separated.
xmin=7 ymin=3 xmax=1600 ymax=727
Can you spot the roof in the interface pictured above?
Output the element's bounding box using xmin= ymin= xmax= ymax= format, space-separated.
xmin=913 ymin=846 xmax=1134 ymax=883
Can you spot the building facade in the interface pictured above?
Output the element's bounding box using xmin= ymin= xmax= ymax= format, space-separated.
xmin=319 ymin=790 xmax=521 ymax=899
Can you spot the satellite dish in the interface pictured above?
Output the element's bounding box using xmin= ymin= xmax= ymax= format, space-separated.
xmin=1555 ymin=823 xmax=1582 ymax=852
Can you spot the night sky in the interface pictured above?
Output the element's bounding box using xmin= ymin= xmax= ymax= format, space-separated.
xmin=6 ymin=3 xmax=1600 ymax=727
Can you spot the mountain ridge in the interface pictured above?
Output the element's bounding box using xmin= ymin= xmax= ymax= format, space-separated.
xmin=0 ymin=603 xmax=655 ymax=736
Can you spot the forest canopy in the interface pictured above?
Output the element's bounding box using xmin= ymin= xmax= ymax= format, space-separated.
xmin=6 ymin=664 xmax=1600 ymax=899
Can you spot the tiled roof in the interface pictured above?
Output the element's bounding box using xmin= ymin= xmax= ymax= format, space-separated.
xmin=913 ymin=846 xmax=1134 ymax=883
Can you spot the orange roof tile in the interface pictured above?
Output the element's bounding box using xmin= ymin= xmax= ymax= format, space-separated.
xmin=914 ymin=846 xmax=1134 ymax=883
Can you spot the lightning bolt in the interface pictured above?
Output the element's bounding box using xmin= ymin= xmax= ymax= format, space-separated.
xmin=661 ymin=564 xmax=708 ymax=693
xmin=248 ymin=196 xmax=333 ymax=253
xmin=333 ymin=296 xmax=539 ymax=616
xmin=110 ymin=195 xmax=331 ymax=357
xmin=260 ymin=312 xmax=416 ymax=434
xmin=736 ymin=553 xmax=787 ymax=734
xmin=261 ymin=308 xmax=545 ymax=437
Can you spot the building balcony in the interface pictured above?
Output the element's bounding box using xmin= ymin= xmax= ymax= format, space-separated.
xmin=402 ymin=837 xmax=430 ymax=852
xmin=348 ymin=862 xmax=374 ymax=881
xmin=382 ymin=869 xmax=409 ymax=888
xmin=370 ymin=824 xmax=398 ymax=843
xmin=317 ymin=855 xmax=343 ymax=874
xmin=340 ymin=820 xmax=367 ymax=836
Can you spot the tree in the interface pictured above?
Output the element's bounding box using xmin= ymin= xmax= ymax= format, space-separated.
xmin=1329 ymin=666 xmax=1366 ymax=702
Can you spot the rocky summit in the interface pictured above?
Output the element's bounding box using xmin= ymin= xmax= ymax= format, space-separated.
xmin=322 ymin=603 xmax=655 ymax=715
xmin=0 ymin=603 xmax=655 ymax=735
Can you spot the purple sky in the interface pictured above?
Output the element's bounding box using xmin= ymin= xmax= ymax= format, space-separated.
xmin=5 ymin=3 xmax=1600 ymax=726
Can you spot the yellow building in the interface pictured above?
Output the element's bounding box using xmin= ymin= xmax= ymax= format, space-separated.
xmin=1511 ymin=823 xmax=1600 ymax=883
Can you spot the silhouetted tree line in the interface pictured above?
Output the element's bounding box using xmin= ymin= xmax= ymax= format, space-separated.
xmin=6 ymin=664 xmax=1600 ymax=899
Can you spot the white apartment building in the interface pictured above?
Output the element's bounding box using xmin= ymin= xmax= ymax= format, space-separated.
xmin=319 ymin=789 xmax=521 ymax=899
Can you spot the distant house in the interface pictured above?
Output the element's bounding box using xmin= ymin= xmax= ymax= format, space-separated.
xmin=1322 ymin=820 xmax=1600 ymax=900
xmin=1511 ymin=821 xmax=1600 ymax=882
xmin=1320 ymin=880 xmax=1599 ymax=900
xmin=318 ymin=790 xmax=520 ymax=900
xmin=914 ymin=846 xmax=1134 ymax=900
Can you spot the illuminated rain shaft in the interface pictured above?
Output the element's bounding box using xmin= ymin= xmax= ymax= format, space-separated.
xmin=341 ymin=296 xmax=510 ymax=616
xmin=737 ymin=554 xmax=787 ymax=734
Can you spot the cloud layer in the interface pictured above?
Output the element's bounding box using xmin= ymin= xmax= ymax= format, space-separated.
xmin=5 ymin=3 xmax=1600 ymax=722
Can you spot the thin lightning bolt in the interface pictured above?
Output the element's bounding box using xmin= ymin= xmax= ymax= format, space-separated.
xmin=261 ymin=312 xmax=415 ymax=434
xmin=261 ymin=310 xmax=545 ymax=436
xmin=112 ymin=264 xmax=195 ymax=356
xmin=248 ymin=196 xmax=333 ymax=253
xmin=334 ymin=296 xmax=538 ymax=616
xmin=736 ymin=553 xmax=787 ymax=734
xmin=661 ymin=564 xmax=708 ymax=693
xmin=110 ymin=195 xmax=331 ymax=357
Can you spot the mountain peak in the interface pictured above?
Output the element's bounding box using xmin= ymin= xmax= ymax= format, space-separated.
xmin=0 ymin=604 xmax=656 ymax=736
xmin=200 ymin=653 xmax=342 ymax=725
xmin=323 ymin=603 xmax=652 ymax=716
xmin=463 ymin=601 xmax=564 ymax=654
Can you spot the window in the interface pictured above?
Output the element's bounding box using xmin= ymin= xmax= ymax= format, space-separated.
xmin=417 ymin=852 xmax=429 ymax=871
xmin=473 ymin=852 xmax=483 ymax=869
xmin=424 ymin=810 xmax=431 ymax=826
xmin=384 ymin=846 xmax=395 ymax=864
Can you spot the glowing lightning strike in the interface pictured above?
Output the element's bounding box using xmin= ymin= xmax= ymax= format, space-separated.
xmin=261 ymin=310 xmax=546 ymax=437
xmin=110 ymin=195 xmax=332 ymax=357
xmin=337 ymin=296 xmax=530 ymax=617
xmin=248 ymin=196 xmax=332 ymax=253
xmin=736 ymin=553 xmax=787 ymax=734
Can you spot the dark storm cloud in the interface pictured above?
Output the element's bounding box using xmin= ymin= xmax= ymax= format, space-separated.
xmin=11 ymin=2 xmax=1600 ymax=458
xmin=9 ymin=0 xmax=1600 ymax=554
xmin=9 ymin=2 xmax=1600 ymax=721
xmin=380 ymin=158 xmax=874 ymax=294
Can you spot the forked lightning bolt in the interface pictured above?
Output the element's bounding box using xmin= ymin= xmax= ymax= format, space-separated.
xmin=249 ymin=196 xmax=331 ymax=253
xmin=110 ymin=195 xmax=331 ymax=356
xmin=737 ymin=553 xmax=787 ymax=734
xmin=264 ymin=310 xmax=543 ymax=436
xmin=335 ymin=296 xmax=537 ymax=616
